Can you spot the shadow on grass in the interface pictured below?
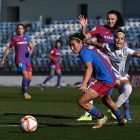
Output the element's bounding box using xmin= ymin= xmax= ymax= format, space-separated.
xmin=3 ymin=113 xmax=78 ymax=120
xmin=0 ymin=96 xmax=19 ymax=98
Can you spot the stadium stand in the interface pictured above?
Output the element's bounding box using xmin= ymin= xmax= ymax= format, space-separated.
xmin=0 ymin=19 xmax=140 ymax=71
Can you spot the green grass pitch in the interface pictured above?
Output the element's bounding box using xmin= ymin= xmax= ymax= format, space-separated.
xmin=0 ymin=87 xmax=140 ymax=140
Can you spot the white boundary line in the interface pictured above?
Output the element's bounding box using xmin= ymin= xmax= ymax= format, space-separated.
xmin=0 ymin=121 xmax=138 ymax=127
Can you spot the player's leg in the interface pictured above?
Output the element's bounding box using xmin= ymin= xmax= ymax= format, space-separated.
xmin=19 ymin=63 xmax=32 ymax=95
xmin=116 ymin=80 xmax=132 ymax=121
xmin=41 ymin=65 xmax=55 ymax=90
xmin=27 ymin=71 xmax=32 ymax=88
xmin=56 ymin=65 xmax=63 ymax=90
xmin=16 ymin=63 xmax=30 ymax=99
xmin=76 ymin=82 xmax=95 ymax=121
xmin=26 ymin=63 xmax=32 ymax=89
xmin=78 ymin=88 xmax=107 ymax=129
xmin=102 ymin=93 xmax=127 ymax=125
xmin=21 ymin=71 xmax=31 ymax=99
xmin=76 ymin=100 xmax=93 ymax=121
xmin=123 ymin=99 xmax=131 ymax=121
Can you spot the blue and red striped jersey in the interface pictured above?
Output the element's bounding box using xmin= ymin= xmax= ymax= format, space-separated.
xmin=10 ymin=35 xmax=31 ymax=64
xmin=80 ymin=45 xmax=116 ymax=84
xmin=50 ymin=47 xmax=61 ymax=66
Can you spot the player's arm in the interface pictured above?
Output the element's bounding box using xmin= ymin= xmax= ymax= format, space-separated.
xmin=77 ymin=15 xmax=92 ymax=40
xmin=133 ymin=51 xmax=140 ymax=58
xmin=76 ymin=62 xmax=93 ymax=92
xmin=83 ymin=40 xmax=103 ymax=48
xmin=0 ymin=46 xmax=12 ymax=67
xmin=28 ymin=42 xmax=34 ymax=54
xmin=49 ymin=53 xmax=59 ymax=62
xmin=124 ymin=42 xmax=129 ymax=48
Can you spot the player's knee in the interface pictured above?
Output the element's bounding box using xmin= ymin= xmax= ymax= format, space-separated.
xmin=122 ymin=84 xmax=132 ymax=98
xmin=78 ymin=97 xmax=84 ymax=107
xmin=58 ymin=73 xmax=62 ymax=76
xmin=102 ymin=97 xmax=113 ymax=106
xmin=22 ymin=74 xmax=28 ymax=79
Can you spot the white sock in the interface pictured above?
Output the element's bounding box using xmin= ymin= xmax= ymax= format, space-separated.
xmin=116 ymin=84 xmax=132 ymax=107
xmin=85 ymin=100 xmax=93 ymax=116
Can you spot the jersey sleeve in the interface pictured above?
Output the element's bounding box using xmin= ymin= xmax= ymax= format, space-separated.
xmin=126 ymin=48 xmax=136 ymax=57
xmin=9 ymin=38 xmax=15 ymax=48
xmin=89 ymin=25 xmax=101 ymax=38
xmin=102 ymin=43 xmax=108 ymax=50
xmin=26 ymin=35 xmax=31 ymax=43
xmin=80 ymin=50 xmax=93 ymax=64
xmin=50 ymin=48 xmax=54 ymax=54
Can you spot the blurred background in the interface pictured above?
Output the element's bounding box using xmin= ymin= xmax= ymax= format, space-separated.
xmin=0 ymin=0 xmax=140 ymax=87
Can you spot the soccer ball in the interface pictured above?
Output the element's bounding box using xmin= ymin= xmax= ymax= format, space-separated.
xmin=20 ymin=115 xmax=37 ymax=132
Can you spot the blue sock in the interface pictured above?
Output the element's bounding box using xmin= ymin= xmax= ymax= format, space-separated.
xmin=113 ymin=108 xmax=123 ymax=121
xmin=123 ymin=98 xmax=130 ymax=114
xmin=57 ymin=73 xmax=62 ymax=88
xmin=111 ymin=94 xmax=113 ymax=100
xmin=22 ymin=80 xmax=30 ymax=91
xmin=43 ymin=75 xmax=54 ymax=85
xmin=89 ymin=106 xmax=104 ymax=119
xmin=28 ymin=81 xmax=31 ymax=88
xmin=22 ymin=78 xmax=28 ymax=95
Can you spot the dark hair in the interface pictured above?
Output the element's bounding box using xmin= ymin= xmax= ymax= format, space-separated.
xmin=114 ymin=28 xmax=126 ymax=38
xmin=56 ymin=40 xmax=61 ymax=44
xmin=107 ymin=10 xmax=124 ymax=29
xmin=69 ymin=33 xmax=86 ymax=43
xmin=17 ymin=23 xmax=25 ymax=30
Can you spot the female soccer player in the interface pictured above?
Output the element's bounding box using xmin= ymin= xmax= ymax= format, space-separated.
xmin=41 ymin=40 xmax=63 ymax=90
xmin=0 ymin=24 xmax=34 ymax=99
xmin=77 ymin=10 xmax=131 ymax=121
xmin=69 ymin=33 xmax=127 ymax=129
xmin=84 ymin=29 xmax=140 ymax=121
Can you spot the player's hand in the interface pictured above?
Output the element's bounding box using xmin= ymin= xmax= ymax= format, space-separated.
xmin=29 ymin=50 xmax=33 ymax=54
xmin=77 ymin=15 xmax=88 ymax=27
xmin=0 ymin=60 xmax=4 ymax=67
xmin=55 ymin=59 xmax=59 ymax=62
xmin=59 ymin=59 xmax=62 ymax=64
xmin=82 ymin=38 xmax=87 ymax=43
xmin=76 ymin=83 xmax=88 ymax=92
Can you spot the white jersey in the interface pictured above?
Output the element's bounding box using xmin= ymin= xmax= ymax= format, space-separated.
xmin=102 ymin=44 xmax=136 ymax=77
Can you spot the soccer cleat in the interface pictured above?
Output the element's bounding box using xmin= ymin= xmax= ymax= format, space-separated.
xmin=92 ymin=116 xmax=108 ymax=129
xmin=125 ymin=113 xmax=132 ymax=121
xmin=107 ymin=109 xmax=117 ymax=120
xmin=76 ymin=115 xmax=92 ymax=121
xmin=57 ymin=87 xmax=63 ymax=90
xmin=24 ymin=94 xmax=31 ymax=99
xmin=19 ymin=90 xmax=23 ymax=95
xmin=118 ymin=118 xmax=127 ymax=126
xmin=41 ymin=84 xmax=44 ymax=90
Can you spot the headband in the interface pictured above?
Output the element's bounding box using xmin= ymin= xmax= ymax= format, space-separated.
xmin=115 ymin=32 xmax=125 ymax=37
xmin=70 ymin=37 xmax=82 ymax=41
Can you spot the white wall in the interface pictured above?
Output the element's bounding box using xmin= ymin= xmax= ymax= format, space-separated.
xmin=0 ymin=76 xmax=83 ymax=87
xmin=1 ymin=0 xmax=123 ymax=24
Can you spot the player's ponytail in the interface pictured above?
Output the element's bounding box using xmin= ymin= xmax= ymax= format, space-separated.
xmin=17 ymin=23 xmax=32 ymax=30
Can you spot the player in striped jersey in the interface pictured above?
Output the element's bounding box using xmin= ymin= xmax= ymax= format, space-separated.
xmin=0 ymin=24 xmax=34 ymax=99
xmin=41 ymin=40 xmax=63 ymax=90
xmin=84 ymin=29 xmax=139 ymax=121
xmin=69 ymin=33 xmax=127 ymax=129
xmin=77 ymin=10 xmax=131 ymax=121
